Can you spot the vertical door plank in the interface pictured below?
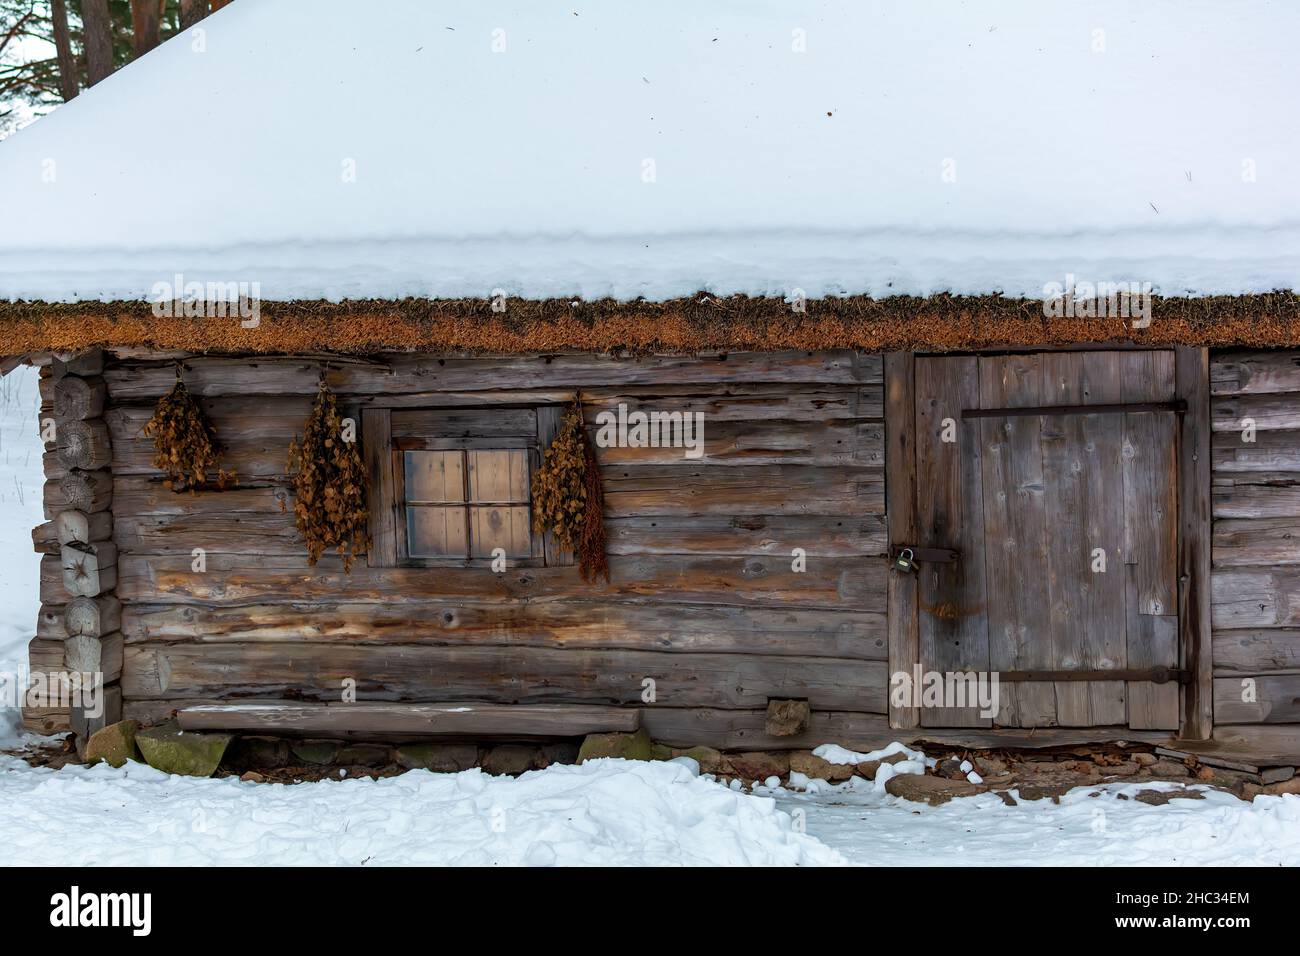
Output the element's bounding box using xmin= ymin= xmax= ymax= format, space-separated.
xmin=1176 ymin=347 xmax=1214 ymax=739
xmin=980 ymin=354 xmax=1056 ymax=728
xmin=1123 ymin=351 xmax=1180 ymax=728
xmin=884 ymin=354 xmax=920 ymax=729
xmin=915 ymin=357 xmax=991 ymax=726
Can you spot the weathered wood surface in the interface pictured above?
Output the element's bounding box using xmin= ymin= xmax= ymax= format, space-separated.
xmin=884 ymin=354 xmax=919 ymax=729
xmin=1211 ymin=723 xmax=1300 ymax=756
xmin=120 ymin=600 xmax=887 ymax=659
xmin=65 ymin=594 xmax=122 ymax=638
xmin=65 ymin=632 xmax=123 ymax=683
xmin=1214 ymin=674 xmax=1300 ymax=724
xmin=1213 ymin=473 xmax=1300 ymax=519
xmin=1212 ymin=629 xmax=1300 ymax=675
xmin=122 ymin=642 xmax=889 ymax=711
xmin=178 ymin=702 xmax=641 ymax=735
xmin=1211 ymin=350 xmax=1300 ymax=396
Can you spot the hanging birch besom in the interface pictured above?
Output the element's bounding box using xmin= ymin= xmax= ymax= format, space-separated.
xmin=285 ymin=378 xmax=369 ymax=571
xmin=142 ymin=368 xmax=234 ymax=492
xmin=532 ymin=397 xmax=609 ymax=582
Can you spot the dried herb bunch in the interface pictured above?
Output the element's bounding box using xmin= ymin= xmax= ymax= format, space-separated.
xmin=285 ymin=378 xmax=369 ymax=571
xmin=532 ymin=398 xmax=609 ymax=582
xmin=142 ymin=370 xmax=233 ymax=492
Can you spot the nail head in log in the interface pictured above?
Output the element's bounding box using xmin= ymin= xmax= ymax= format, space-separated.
xmin=61 ymin=541 xmax=118 ymax=597
xmin=65 ymin=594 xmax=122 ymax=638
xmin=53 ymin=375 xmax=107 ymax=420
xmin=65 ymin=632 xmax=123 ymax=683
xmin=60 ymin=469 xmax=113 ymax=513
xmin=55 ymin=508 xmax=113 ymax=545
xmin=56 ymin=419 xmax=112 ymax=471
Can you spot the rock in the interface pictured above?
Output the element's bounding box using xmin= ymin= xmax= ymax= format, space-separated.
xmin=481 ymin=745 xmax=537 ymax=776
xmin=239 ymin=771 xmax=265 ymax=783
xmin=578 ymin=728 xmax=655 ymax=763
xmin=136 ymin=721 xmax=232 ymax=777
xmin=1195 ymin=766 xmax=1216 ymax=781
xmin=885 ymin=773 xmax=984 ymax=806
xmin=1133 ymin=752 xmax=1158 ymax=767
xmin=1261 ymin=766 xmax=1296 ymax=785
xmin=881 ymin=751 xmax=909 ymax=766
xmin=764 ymin=699 xmax=810 ymax=737
xmin=856 ymin=759 xmax=881 ymax=780
xmin=650 ymin=743 xmax=676 ymax=761
xmin=1263 ymin=778 xmax=1300 ymax=797
xmin=395 ymin=743 xmax=479 ymax=772
xmin=1151 ymin=759 xmax=1189 ymax=778
xmin=726 ymin=751 xmax=790 ymax=780
xmin=226 ymin=736 xmax=290 ymax=770
xmin=1134 ymin=788 xmax=1205 ymax=806
xmin=1104 ymin=761 xmax=1140 ymax=777
xmin=1241 ymin=783 xmax=1264 ymax=801
xmin=672 ymin=746 xmax=726 ymax=775
xmin=936 ymin=758 xmax=966 ymax=780
xmin=1016 ymin=781 xmax=1075 ymax=801
xmin=83 ymin=719 xmax=140 ymax=768
xmin=291 ymin=739 xmax=341 ymax=765
xmin=335 ymin=743 xmax=393 ymax=766
xmin=996 ymin=791 xmax=1018 ymax=806
xmin=975 ymin=755 xmax=1008 ymax=775
xmin=535 ymin=742 xmax=580 ymax=769
xmin=789 ymin=751 xmax=853 ymax=782
xmin=1021 ymin=760 xmax=1062 ymax=774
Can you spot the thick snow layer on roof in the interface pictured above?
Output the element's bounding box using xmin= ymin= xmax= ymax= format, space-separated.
xmin=1 ymin=0 xmax=1297 ymax=302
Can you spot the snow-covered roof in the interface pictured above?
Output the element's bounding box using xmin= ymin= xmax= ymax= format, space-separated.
xmin=1 ymin=0 xmax=1297 ymax=303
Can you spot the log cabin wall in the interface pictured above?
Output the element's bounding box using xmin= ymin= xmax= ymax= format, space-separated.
xmin=1210 ymin=349 xmax=1300 ymax=755
xmin=37 ymin=349 xmax=890 ymax=750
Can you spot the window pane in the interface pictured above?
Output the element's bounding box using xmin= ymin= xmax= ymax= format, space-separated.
xmin=466 ymin=449 xmax=528 ymax=503
xmin=407 ymin=505 xmax=468 ymax=557
xmin=404 ymin=450 xmax=464 ymax=503
xmin=469 ymin=505 xmax=532 ymax=558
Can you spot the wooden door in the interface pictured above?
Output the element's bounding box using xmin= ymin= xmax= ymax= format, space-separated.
xmin=906 ymin=351 xmax=1181 ymax=730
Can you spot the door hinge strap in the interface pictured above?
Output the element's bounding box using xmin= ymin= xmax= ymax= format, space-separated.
xmin=996 ymin=667 xmax=1189 ymax=684
xmin=961 ymin=400 xmax=1186 ymax=420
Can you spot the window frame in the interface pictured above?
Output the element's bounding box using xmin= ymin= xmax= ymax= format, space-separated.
xmin=363 ymin=405 xmax=569 ymax=570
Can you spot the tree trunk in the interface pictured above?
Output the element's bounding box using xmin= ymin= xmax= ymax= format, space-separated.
xmin=81 ymin=0 xmax=114 ymax=86
xmin=130 ymin=0 xmax=163 ymax=58
xmin=50 ymin=0 xmax=78 ymax=101
xmin=180 ymin=0 xmax=210 ymax=30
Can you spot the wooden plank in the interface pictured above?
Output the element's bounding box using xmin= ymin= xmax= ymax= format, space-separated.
xmin=884 ymin=353 xmax=919 ymax=729
xmin=1213 ymin=393 xmax=1300 ymax=432
xmin=391 ymin=407 xmax=538 ymax=440
xmin=362 ymin=408 xmax=397 ymax=567
xmin=178 ymin=702 xmax=642 ymax=736
xmin=640 ymin=708 xmax=894 ymax=751
xmin=1212 ymin=516 xmax=1300 ymax=566
xmin=1213 ymin=429 xmax=1300 ymax=472
xmin=1214 ymin=472 xmax=1300 ymax=518
xmin=1177 ymin=346 xmax=1214 ymax=740
xmin=1042 ymin=352 xmax=1125 ymax=726
xmin=102 ymin=351 xmax=884 ymax=400
xmin=115 ymin=552 xmax=889 ymax=611
xmin=915 ymin=356 xmax=989 ymax=727
xmin=1210 ymin=350 xmax=1300 ymax=396
xmin=979 ymin=353 xmax=1055 ymax=728
xmin=121 ymin=600 xmax=889 ymax=659
xmin=912 ymin=726 xmax=1174 ymax=750
xmin=1213 ymin=674 xmax=1300 ymax=724
xmin=1122 ymin=351 xmax=1179 ymax=729
xmin=121 ymin=642 xmax=889 ymax=711
xmin=1211 ymin=724 xmax=1300 ymax=756
xmin=1212 ymin=569 xmax=1300 ymax=628
xmin=1212 ymin=629 xmax=1300 ymax=675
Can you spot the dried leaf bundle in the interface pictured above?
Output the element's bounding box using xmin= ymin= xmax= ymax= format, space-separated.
xmin=532 ymin=399 xmax=608 ymax=582
xmin=142 ymin=375 xmax=233 ymax=492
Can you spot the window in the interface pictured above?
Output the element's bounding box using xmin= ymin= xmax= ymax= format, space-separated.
xmin=363 ymin=405 xmax=568 ymax=569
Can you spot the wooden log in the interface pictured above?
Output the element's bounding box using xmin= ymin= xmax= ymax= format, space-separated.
xmin=1214 ymin=472 xmax=1300 ymax=519
xmin=1214 ymin=674 xmax=1300 ymax=724
xmin=60 ymin=469 xmax=113 ymax=513
xmin=56 ymin=508 xmax=114 ymax=545
xmin=51 ymin=348 xmax=104 ymax=379
xmin=362 ymin=408 xmax=397 ymax=567
xmin=40 ymin=554 xmax=74 ymax=604
xmin=1213 ymin=429 xmax=1300 ymax=473
xmin=177 ymin=702 xmax=641 ymax=736
xmin=61 ymin=541 xmax=118 ymax=597
xmin=70 ymin=685 xmax=121 ymax=741
xmin=115 ymin=552 xmax=889 ymax=611
xmin=120 ymin=600 xmax=887 ymax=660
xmin=38 ymin=603 xmax=67 ymax=639
xmin=121 ymin=642 xmax=890 ymax=711
xmin=31 ymin=521 xmax=58 ymax=554
xmin=65 ymin=594 xmax=122 ymax=638
xmin=56 ymin=419 xmax=113 ymax=471
xmin=101 ymin=351 xmax=883 ymax=401
xmin=1211 ymin=723 xmax=1300 ymax=756
xmin=65 ymin=632 xmax=123 ymax=683
xmin=1212 ymin=569 xmax=1300 ymax=629
xmin=1177 ymin=346 xmax=1214 ymax=740
xmin=53 ymin=375 xmax=106 ymax=420
xmin=1212 ymin=629 xmax=1300 ymax=675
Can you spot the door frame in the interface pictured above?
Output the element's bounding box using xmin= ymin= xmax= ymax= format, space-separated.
xmin=883 ymin=347 xmax=1213 ymax=740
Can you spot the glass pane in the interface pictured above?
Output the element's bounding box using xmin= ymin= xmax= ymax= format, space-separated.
xmin=404 ymin=451 xmax=464 ymax=503
xmin=466 ymin=449 xmax=528 ymax=503
xmin=469 ymin=505 xmax=532 ymax=558
xmin=407 ymin=505 xmax=468 ymax=557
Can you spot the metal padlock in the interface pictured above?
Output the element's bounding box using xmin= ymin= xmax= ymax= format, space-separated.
xmin=893 ymin=547 xmax=918 ymax=574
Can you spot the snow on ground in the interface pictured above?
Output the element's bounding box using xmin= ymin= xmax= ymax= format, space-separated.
xmin=1 ymin=0 xmax=1298 ymax=301
xmin=0 ymin=363 xmax=1296 ymax=866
